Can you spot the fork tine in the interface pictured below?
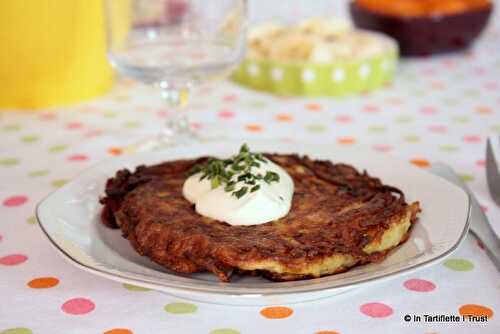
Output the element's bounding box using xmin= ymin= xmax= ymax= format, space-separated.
xmin=486 ymin=137 xmax=500 ymax=206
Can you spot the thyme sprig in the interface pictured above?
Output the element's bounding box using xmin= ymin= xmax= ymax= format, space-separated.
xmin=187 ymin=144 xmax=280 ymax=199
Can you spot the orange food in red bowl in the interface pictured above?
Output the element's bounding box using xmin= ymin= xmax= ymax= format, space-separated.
xmin=355 ymin=0 xmax=490 ymax=17
xmin=351 ymin=0 xmax=493 ymax=56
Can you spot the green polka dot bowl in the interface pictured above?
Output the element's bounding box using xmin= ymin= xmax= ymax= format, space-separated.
xmin=232 ymin=34 xmax=398 ymax=97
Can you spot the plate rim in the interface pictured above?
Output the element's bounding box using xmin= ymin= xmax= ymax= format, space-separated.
xmin=35 ymin=142 xmax=472 ymax=296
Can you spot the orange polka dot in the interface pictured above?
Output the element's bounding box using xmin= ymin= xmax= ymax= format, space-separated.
xmin=245 ymin=124 xmax=263 ymax=133
xmin=459 ymin=304 xmax=493 ymax=318
xmin=275 ymin=114 xmax=293 ymax=122
xmin=108 ymin=147 xmax=123 ymax=156
xmin=122 ymin=79 xmax=136 ymax=87
xmin=260 ymin=306 xmax=293 ymax=319
xmin=27 ymin=277 xmax=59 ymax=289
xmin=191 ymin=52 xmax=205 ymax=60
xmin=476 ymin=106 xmax=492 ymax=114
xmin=337 ymin=137 xmax=355 ymax=145
xmin=386 ymin=97 xmax=403 ymax=106
xmin=103 ymin=329 xmax=133 ymax=334
xmin=431 ymin=81 xmax=445 ymax=89
xmin=306 ymin=103 xmax=322 ymax=111
xmin=410 ymin=158 xmax=431 ymax=168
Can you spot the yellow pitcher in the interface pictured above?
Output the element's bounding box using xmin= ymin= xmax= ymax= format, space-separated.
xmin=0 ymin=0 xmax=116 ymax=110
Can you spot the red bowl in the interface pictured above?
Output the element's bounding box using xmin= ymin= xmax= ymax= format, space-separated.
xmin=350 ymin=1 xmax=493 ymax=57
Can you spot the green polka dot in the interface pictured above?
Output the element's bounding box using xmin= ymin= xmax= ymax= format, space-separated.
xmin=21 ymin=135 xmax=40 ymax=143
xmin=210 ymin=329 xmax=240 ymax=334
xmin=306 ymin=124 xmax=327 ymax=133
xmin=0 ymin=328 xmax=33 ymax=334
xmin=463 ymin=89 xmax=480 ymax=97
xmin=247 ymin=100 xmax=266 ymax=108
xmin=2 ymin=124 xmax=21 ymax=132
xmin=453 ymin=116 xmax=469 ymax=123
xmin=0 ymin=159 xmax=19 ymax=166
xmin=102 ymin=111 xmax=119 ymax=118
xmin=444 ymin=258 xmax=474 ymax=271
xmin=367 ymin=126 xmax=386 ymax=133
xmin=442 ymin=97 xmax=459 ymax=106
xmin=50 ymin=179 xmax=68 ymax=188
xmin=460 ymin=174 xmax=474 ymax=182
xmin=395 ymin=115 xmax=413 ymax=124
xmin=164 ymin=302 xmax=198 ymax=314
xmin=439 ymin=144 xmax=459 ymax=152
xmin=28 ymin=169 xmax=49 ymax=177
xmin=413 ymin=90 xmax=426 ymax=97
xmin=403 ymin=73 xmax=417 ymax=81
xmin=403 ymin=135 xmax=420 ymax=143
xmin=490 ymin=124 xmax=500 ymax=132
xmin=48 ymin=144 xmax=68 ymax=153
xmin=113 ymin=95 xmax=129 ymax=102
xmin=123 ymin=283 xmax=151 ymax=291
xmin=123 ymin=121 xmax=142 ymax=129
xmin=27 ymin=216 xmax=37 ymax=225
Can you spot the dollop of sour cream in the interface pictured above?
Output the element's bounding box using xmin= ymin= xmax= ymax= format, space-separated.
xmin=183 ymin=158 xmax=294 ymax=226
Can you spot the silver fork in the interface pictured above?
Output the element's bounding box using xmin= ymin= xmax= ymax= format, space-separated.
xmin=486 ymin=137 xmax=500 ymax=207
xmin=431 ymin=163 xmax=500 ymax=272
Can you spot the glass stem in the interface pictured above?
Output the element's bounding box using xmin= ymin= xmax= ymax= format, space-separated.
xmin=158 ymin=87 xmax=192 ymax=146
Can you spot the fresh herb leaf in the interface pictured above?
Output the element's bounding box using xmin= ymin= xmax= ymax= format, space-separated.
xmin=186 ymin=144 xmax=280 ymax=199
xmin=211 ymin=177 xmax=220 ymax=189
xmin=251 ymin=185 xmax=260 ymax=193
xmin=264 ymin=171 xmax=280 ymax=184
xmin=233 ymin=186 xmax=248 ymax=199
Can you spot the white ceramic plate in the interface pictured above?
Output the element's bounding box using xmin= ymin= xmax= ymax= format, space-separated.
xmin=37 ymin=141 xmax=470 ymax=306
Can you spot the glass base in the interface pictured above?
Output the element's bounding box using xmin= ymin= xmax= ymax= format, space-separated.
xmin=122 ymin=129 xmax=200 ymax=153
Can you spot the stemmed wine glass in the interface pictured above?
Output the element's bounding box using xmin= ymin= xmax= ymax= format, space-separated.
xmin=104 ymin=0 xmax=247 ymax=149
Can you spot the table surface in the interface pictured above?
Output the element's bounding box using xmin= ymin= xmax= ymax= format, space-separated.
xmin=2 ymin=4 xmax=500 ymax=334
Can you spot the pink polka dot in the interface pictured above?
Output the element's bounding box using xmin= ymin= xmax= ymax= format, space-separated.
xmin=218 ymin=110 xmax=235 ymax=118
xmin=0 ymin=254 xmax=28 ymax=266
xmin=442 ymin=59 xmax=456 ymax=68
xmin=360 ymin=302 xmax=393 ymax=318
xmin=484 ymin=82 xmax=498 ymax=90
xmin=68 ymin=154 xmax=88 ymax=162
xmin=191 ymin=122 xmax=202 ymax=130
xmin=66 ymin=122 xmax=84 ymax=129
xmin=421 ymin=68 xmax=436 ymax=76
xmin=429 ymin=125 xmax=447 ymax=134
xmin=61 ymin=298 xmax=95 ymax=315
xmin=480 ymin=204 xmax=488 ymax=213
xmin=404 ymin=279 xmax=436 ymax=292
xmin=335 ymin=115 xmax=353 ymax=123
xmin=420 ymin=106 xmax=437 ymax=115
xmin=3 ymin=195 xmax=28 ymax=207
xmin=222 ymin=94 xmax=237 ymax=102
xmin=85 ymin=130 xmax=103 ymax=138
xmin=157 ymin=111 xmax=168 ymax=118
xmin=363 ymin=105 xmax=379 ymax=113
xmin=474 ymin=66 xmax=486 ymax=76
xmin=463 ymin=135 xmax=481 ymax=143
xmin=373 ymin=144 xmax=393 ymax=152
xmin=0 ymin=234 xmax=3 ymax=241
xmin=476 ymin=160 xmax=485 ymax=168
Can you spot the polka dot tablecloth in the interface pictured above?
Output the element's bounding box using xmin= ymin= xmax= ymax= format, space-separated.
xmin=1 ymin=3 xmax=500 ymax=333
